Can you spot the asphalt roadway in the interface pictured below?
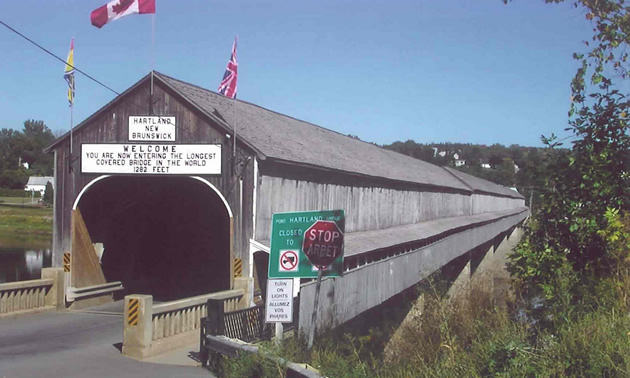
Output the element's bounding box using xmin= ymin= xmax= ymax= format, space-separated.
xmin=0 ymin=301 xmax=213 ymax=378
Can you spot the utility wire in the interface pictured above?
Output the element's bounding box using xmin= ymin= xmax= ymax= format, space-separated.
xmin=0 ymin=19 xmax=121 ymax=97
xmin=0 ymin=19 xmax=225 ymax=144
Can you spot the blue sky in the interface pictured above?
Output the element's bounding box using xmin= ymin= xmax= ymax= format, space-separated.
xmin=0 ymin=0 xmax=595 ymax=147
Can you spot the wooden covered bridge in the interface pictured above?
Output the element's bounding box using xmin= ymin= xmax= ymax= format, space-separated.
xmin=43 ymin=71 xmax=526 ymax=348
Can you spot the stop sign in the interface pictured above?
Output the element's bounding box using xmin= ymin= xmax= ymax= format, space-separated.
xmin=302 ymin=220 xmax=344 ymax=268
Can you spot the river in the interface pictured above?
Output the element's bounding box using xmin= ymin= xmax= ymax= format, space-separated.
xmin=0 ymin=247 xmax=52 ymax=284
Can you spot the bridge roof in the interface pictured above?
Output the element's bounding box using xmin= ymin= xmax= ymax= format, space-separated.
xmin=155 ymin=72 xmax=470 ymax=192
xmin=443 ymin=167 xmax=524 ymax=199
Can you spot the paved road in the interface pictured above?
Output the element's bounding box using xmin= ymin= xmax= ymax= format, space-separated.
xmin=0 ymin=302 xmax=211 ymax=378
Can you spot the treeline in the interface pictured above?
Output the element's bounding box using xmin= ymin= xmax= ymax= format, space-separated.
xmin=382 ymin=140 xmax=561 ymax=198
xmin=0 ymin=120 xmax=55 ymax=189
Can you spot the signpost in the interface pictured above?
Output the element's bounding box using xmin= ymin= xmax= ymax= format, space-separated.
xmin=267 ymin=209 xmax=345 ymax=349
xmin=268 ymin=210 xmax=345 ymax=279
xmin=265 ymin=279 xmax=293 ymax=323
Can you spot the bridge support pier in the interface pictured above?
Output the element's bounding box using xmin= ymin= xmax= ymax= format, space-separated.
xmin=384 ymin=224 xmax=526 ymax=360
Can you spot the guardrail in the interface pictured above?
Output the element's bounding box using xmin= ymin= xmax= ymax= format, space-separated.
xmin=201 ymin=335 xmax=323 ymax=377
xmin=203 ymin=300 xmax=272 ymax=344
xmin=66 ymin=281 xmax=124 ymax=302
xmin=0 ymin=267 xmax=64 ymax=317
xmin=122 ymin=288 xmax=246 ymax=359
xmin=152 ymin=289 xmax=243 ymax=342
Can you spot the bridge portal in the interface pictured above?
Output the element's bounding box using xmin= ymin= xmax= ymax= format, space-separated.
xmin=77 ymin=176 xmax=231 ymax=301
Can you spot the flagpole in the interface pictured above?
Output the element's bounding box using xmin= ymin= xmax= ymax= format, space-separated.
xmin=232 ymin=98 xmax=237 ymax=173
xmin=232 ymin=35 xmax=238 ymax=174
xmin=150 ymin=14 xmax=155 ymax=114
xmin=69 ymin=37 xmax=74 ymax=178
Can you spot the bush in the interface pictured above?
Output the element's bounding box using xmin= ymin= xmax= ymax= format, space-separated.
xmin=0 ymin=188 xmax=31 ymax=197
xmin=42 ymin=182 xmax=53 ymax=205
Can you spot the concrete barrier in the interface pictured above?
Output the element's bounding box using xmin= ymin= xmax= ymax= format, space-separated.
xmin=122 ymin=289 xmax=244 ymax=359
xmin=0 ymin=267 xmax=65 ymax=317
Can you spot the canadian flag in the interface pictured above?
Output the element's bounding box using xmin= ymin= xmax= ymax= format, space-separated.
xmin=90 ymin=0 xmax=155 ymax=28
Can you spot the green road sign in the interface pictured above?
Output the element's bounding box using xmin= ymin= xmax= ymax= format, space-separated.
xmin=268 ymin=209 xmax=345 ymax=279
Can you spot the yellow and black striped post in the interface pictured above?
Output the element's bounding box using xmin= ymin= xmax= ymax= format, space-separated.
xmin=233 ymin=258 xmax=243 ymax=278
xmin=63 ymin=252 xmax=71 ymax=272
xmin=127 ymin=298 xmax=139 ymax=326
xmin=122 ymin=295 xmax=153 ymax=359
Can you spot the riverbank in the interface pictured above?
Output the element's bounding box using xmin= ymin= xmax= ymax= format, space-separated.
xmin=0 ymin=204 xmax=52 ymax=249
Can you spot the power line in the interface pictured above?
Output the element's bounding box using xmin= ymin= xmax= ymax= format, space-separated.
xmin=0 ymin=19 xmax=214 ymax=141
xmin=0 ymin=19 xmax=121 ymax=97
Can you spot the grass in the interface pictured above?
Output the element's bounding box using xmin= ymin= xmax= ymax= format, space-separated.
xmin=0 ymin=196 xmax=41 ymax=206
xmin=216 ymin=277 xmax=630 ymax=377
xmin=0 ymin=204 xmax=53 ymax=248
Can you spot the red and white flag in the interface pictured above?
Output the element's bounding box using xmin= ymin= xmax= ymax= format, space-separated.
xmin=218 ymin=36 xmax=238 ymax=99
xmin=90 ymin=0 xmax=155 ymax=29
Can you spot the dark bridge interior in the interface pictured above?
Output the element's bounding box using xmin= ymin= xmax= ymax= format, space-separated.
xmin=78 ymin=176 xmax=230 ymax=301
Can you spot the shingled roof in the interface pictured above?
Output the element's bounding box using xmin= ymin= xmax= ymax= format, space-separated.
xmin=46 ymin=71 xmax=521 ymax=197
xmin=155 ymin=72 xmax=472 ymax=192
xmin=443 ymin=167 xmax=524 ymax=199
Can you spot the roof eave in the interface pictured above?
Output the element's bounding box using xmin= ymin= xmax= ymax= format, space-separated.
xmin=262 ymin=156 xmax=473 ymax=195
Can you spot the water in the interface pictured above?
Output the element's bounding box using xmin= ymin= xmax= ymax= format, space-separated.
xmin=0 ymin=247 xmax=52 ymax=284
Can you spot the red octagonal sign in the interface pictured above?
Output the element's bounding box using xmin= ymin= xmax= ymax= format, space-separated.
xmin=302 ymin=220 xmax=344 ymax=268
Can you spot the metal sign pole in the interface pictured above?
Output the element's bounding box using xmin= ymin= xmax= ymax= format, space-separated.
xmin=308 ymin=267 xmax=324 ymax=349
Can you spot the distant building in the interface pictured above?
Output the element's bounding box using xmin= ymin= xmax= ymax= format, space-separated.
xmin=454 ymin=159 xmax=466 ymax=167
xmin=24 ymin=176 xmax=54 ymax=196
xmin=481 ymin=163 xmax=492 ymax=169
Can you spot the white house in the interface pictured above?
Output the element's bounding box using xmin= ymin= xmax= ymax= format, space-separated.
xmin=24 ymin=176 xmax=54 ymax=196
xmin=454 ymin=159 xmax=466 ymax=167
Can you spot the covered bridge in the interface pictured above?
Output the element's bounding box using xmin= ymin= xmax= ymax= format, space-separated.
xmin=45 ymin=71 xmax=526 ymax=313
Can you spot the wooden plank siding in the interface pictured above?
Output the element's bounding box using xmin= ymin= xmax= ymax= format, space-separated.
xmin=299 ymin=209 xmax=528 ymax=334
xmin=254 ymin=167 xmax=525 ymax=241
xmin=472 ymin=194 xmax=525 ymax=215
xmin=50 ymin=80 xmax=256 ymax=285
xmin=255 ymin=174 xmax=472 ymax=239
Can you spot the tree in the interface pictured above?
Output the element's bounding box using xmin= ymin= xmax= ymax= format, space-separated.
xmin=18 ymin=120 xmax=55 ymax=175
xmin=507 ymin=0 xmax=630 ymax=319
xmin=0 ymin=120 xmax=55 ymax=189
xmin=43 ymin=181 xmax=54 ymax=206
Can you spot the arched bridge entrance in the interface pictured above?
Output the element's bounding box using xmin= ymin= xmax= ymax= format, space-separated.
xmin=74 ymin=175 xmax=231 ymax=301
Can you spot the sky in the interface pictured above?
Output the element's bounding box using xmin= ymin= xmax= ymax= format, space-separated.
xmin=0 ymin=0 xmax=599 ymax=147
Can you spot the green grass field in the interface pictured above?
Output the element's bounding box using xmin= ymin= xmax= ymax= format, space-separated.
xmin=0 ymin=196 xmax=41 ymax=206
xmin=0 ymin=204 xmax=53 ymax=248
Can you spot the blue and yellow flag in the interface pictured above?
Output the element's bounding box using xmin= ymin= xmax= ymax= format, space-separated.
xmin=63 ymin=38 xmax=75 ymax=106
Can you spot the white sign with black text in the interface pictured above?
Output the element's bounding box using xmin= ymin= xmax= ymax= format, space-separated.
xmin=265 ymin=279 xmax=294 ymax=323
xmin=81 ymin=143 xmax=221 ymax=175
xmin=129 ymin=116 xmax=176 ymax=141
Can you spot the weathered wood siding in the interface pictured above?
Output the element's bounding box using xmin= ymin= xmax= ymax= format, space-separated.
xmin=253 ymin=168 xmax=526 ymax=242
xmin=299 ymin=210 xmax=528 ymax=334
xmin=471 ymin=194 xmax=525 ymax=215
xmin=51 ymin=80 xmax=256 ymax=278
xmin=255 ymin=175 xmax=472 ymax=239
